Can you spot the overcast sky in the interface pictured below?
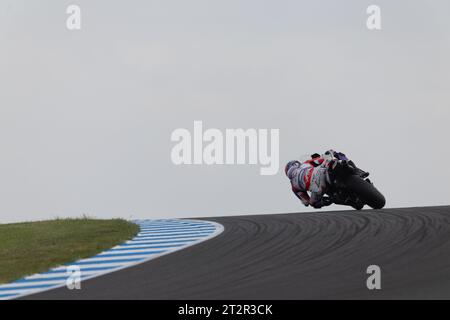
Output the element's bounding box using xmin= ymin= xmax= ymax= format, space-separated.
xmin=1 ymin=1 xmax=449 ymax=223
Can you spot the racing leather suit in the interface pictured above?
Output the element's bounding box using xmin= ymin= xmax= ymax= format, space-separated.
xmin=287 ymin=151 xmax=335 ymax=208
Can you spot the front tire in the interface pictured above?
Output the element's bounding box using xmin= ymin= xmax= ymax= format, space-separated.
xmin=344 ymin=175 xmax=386 ymax=209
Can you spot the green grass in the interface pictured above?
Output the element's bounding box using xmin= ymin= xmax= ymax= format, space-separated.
xmin=0 ymin=218 xmax=139 ymax=284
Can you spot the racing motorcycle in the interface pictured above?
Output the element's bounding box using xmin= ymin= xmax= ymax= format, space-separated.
xmin=323 ymin=152 xmax=386 ymax=210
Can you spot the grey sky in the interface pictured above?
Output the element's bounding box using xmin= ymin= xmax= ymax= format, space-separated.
xmin=1 ymin=1 xmax=449 ymax=223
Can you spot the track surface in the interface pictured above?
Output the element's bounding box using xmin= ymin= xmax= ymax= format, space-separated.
xmin=26 ymin=206 xmax=450 ymax=299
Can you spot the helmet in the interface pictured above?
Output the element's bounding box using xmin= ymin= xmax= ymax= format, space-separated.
xmin=285 ymin=160 xmax=301 ymax=178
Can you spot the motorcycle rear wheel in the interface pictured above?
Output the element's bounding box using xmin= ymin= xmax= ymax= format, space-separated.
xmin=344 ymin=175 xmax=386 ymax=209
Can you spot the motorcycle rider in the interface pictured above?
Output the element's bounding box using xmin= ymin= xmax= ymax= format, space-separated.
xmin=285 ymin=150 xmax=336 ymax=209
xmin=285 ymin=150 xmax=368 ymax=209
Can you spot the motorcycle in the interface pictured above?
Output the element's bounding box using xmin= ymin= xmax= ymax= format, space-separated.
xmin=324 ymin=152 xmax=386 ymax=210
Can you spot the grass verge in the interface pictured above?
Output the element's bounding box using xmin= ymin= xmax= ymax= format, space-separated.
xmin=0 ymin=218 xmax=139 ymax=284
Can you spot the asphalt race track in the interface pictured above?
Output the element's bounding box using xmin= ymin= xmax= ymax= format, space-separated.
xmin=26 ymin=206 xmax=450 ymax=299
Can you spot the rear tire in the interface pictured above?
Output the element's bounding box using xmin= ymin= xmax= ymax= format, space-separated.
xmin=344 ymin=175 xmax=386 ymax=209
